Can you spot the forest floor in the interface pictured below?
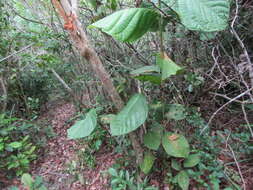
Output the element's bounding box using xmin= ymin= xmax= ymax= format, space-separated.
xmin=3 ymin=101 xmax=253 ymax=190
xmin=6 ymin=102 xmax=120 ymax=190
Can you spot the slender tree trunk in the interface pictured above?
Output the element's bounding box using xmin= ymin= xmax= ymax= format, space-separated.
xmin=0 ymin=76 xmax=7 ymax=112
xmin=51 ymin=68 xmax=73 ymax=93
xmin=51 ymin=0 xmax=143 ymax=163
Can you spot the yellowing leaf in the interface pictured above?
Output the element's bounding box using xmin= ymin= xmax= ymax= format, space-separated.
xmin=162 ymin=132 xmax=189 ymax=158
xmin=168 ymin=134 xmax=180 ymax=141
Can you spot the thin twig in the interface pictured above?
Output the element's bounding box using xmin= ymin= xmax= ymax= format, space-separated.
xmin=210 ymin=92 xmax=249 ymax=104
xmin=241 ymin=104 xmax=253 ymax=139
xmin=228 ymin=144 xmax=246 ymax=190
xmin=230 ymin=0 xmax=253 ymax=87
xmin=219 ymin=133 xmax=246 ymax=189
xmin=201 ymin=87 xmax=253 ymax=134
xmin=6 ymin=2 xmax=46 ymax=25
xmin=0 ymin=43 xmax=34 ymax=63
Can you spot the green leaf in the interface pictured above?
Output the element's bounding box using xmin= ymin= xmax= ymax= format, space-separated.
xmin=177 ymin=0 xmax=230 ymax=32
xmin=67 ymin=109 xmax=97 ymax=139
xmin=245 ymin=104 xmax=253 ymax=110
xmin=131 ymin=66 xmax=161 ymax=84
xmin=164 ymin=0 xmax=179 ymax=11
xmin=211 ymin=179 xmax=220 ymax=190
xmin=183 ymin=154 xmax=200 ymax=168
xmin=171 ymin=159 xmax=182 ymax=171
xmin=176 ymin=170 xmax=189 ymax=190
xmin=108 ymin=168 xmax=118 ymax=176
xmin=140 ymin=152 xmax=155 ymax=174
xmin=0 ymin=144 xmax=4 ymax=151
xmin=199 ymin=32 xmax=216 ymax=41
xmin=89 ymin=8 xmax=159 ymax=42
xmin=130 ymin=66 xmax=160 ymax=76
xmin=143 ymin=131 xmax=161 ymax=150
xmin=134 ymin=74 xmax=162 ymax=85
xmin=86 ymin=0 xmax=98 ymax=9
xmin=9 ymin=142 xmax=22 ymax=148
xmin=21 ymin=173 xmax=34 ymax=188
xmin=156 ymin=52 xmax=182 ymax=80
xmin=162 ymin=133 xmax=190 ymax=158
xmin=166 ymin=104 xmax=186 ymax=121
xmin=110 ymin=94 xmax=148 ymax=136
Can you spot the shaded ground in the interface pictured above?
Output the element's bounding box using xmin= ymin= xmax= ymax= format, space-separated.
xmin=5 ymin=102 xmax=119 ymax=190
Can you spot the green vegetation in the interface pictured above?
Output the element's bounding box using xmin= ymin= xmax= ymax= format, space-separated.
xmin=1 ymin=0 xmax=253 ymax=189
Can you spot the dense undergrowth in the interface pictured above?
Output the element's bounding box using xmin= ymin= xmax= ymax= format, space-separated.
xmin=0 ymin=0 xmax=253 ymax=189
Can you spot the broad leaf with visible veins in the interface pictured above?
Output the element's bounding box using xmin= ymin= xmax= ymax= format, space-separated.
xmin=67 ymin=109 xmax=97 ymax=139
xmin=178 ymin=0 xmax=230 ymax=32
xmin=110 ymin=94 xmax=148 ymax=136
xmin=89 ymin=8 xmax=159 ymax=42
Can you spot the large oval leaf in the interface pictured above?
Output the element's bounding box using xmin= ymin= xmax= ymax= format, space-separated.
xmin=67 ymin=109 xmax=97 ymax=139
xmin=89 ymin=8 xmax=159 ymax=42
xmin=110 ymin=94 xmax=148 ymax=136
xmin=178 ymin=0 xmax=230 ymax=32
xmin=162 ymin=133 xmax=190 ymax=158
xmin=143 ymin=130 xmax=162 ymax=150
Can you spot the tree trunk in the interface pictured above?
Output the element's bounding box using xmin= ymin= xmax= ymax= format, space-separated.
xmin=0 ymin=76 xmax=7 ymax=112
xmin=51 ymin=0 xmax=143 ymax=163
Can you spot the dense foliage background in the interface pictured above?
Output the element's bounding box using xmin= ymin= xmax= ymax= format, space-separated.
xmin=0 ymin=0 xmax=253 ymax=189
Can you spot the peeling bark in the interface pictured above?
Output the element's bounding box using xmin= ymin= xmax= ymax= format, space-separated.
xmin=51 ymin=0 xmax=143 ymax=163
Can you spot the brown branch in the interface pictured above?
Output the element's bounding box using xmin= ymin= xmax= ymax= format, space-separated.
xmin=230 ymin=0 xmax=253 ymax=88
xmin=201 ymin=87 xmax=253 ymax=134
xmin=51 ymin=0 xmax=143 ymax=163
xmin=6 ymin=3 xmax=46 ymax=25
xmin=0 ymin=43 xmax=34 ymax=63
